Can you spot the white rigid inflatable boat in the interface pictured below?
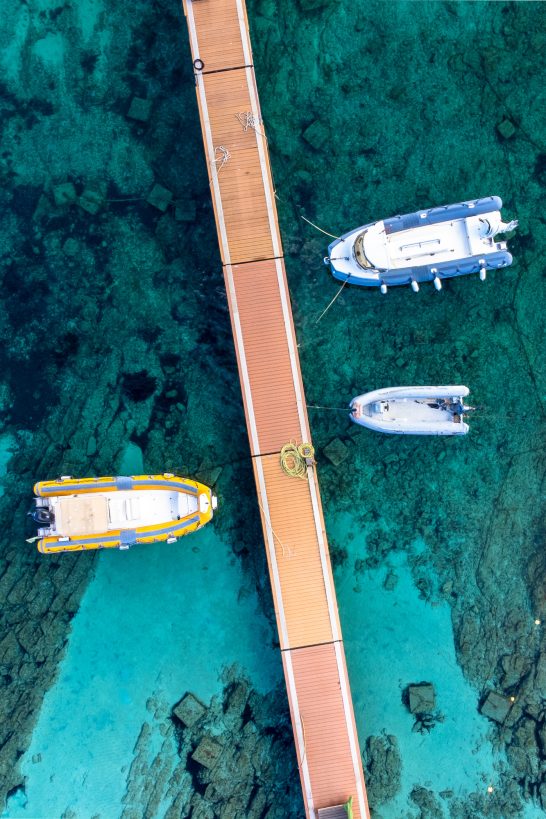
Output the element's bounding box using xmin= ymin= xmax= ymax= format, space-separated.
xmin=350 ymin=386 xmax=472 ymax=436
xmin=326 ymin=196 xmax=518 ymax=292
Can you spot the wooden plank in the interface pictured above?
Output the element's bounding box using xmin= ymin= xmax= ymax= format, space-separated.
xmin=182 ymin=1 xmax=370 ymax=815
xmin=253 ymin=454 xmax=340 ymax=649
xmin=284 ymin=643 xmax=369 ymax=819
xmin=185 ymin=0 xmax=250 ymax=72
xmin=195 ymin=72 xmax=279 ymax=264
xmin=226 ymin=259 xmax=304 ymax=454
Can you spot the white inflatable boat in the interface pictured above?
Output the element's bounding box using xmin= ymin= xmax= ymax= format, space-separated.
xmin=350 ymin=386 xmax=472 ymax=436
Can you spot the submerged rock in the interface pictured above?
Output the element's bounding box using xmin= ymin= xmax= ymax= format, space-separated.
xmin=191 ymin=736 xmax=223 ymax=769
xmin=122 ymin=669 xmax=302 ymax=816
xmin=410 ymin=786 xmax=443 ymax=818
xmin=408 ymin=683 xmax=436 ymax=714
xmin=172 ymin=693 xmax=206 ymax=728
xmin=497 ymin=117 xmax=517 ymax=139
xmin=323 ymin=437 xmax=349 ymax=466
xmin=127 ymin=97 xmax=152 ymax=123
xmin=62 ymin=238 xmax=80 ymax=257
xmin=223 ymin=680 xmax=248 ymax=726
xmin=302 ymin=119 xmax=329 ymax=150
xmin=52 ymin=182 xmax=77 ymax=206
xmin=364 ymin=734 xmax=402 ymax=808
xmin=383 ymin=570 xmax=398 ymax=591
xmin=480 ymin=690 xmax=513 ymax=724
xmin=78 ymin=188 xmax=103 ymax=215
xmin=147 ymin=183 xmax=173 ymax=213
xmin=175 ymin=200 xmax=196 ymax=222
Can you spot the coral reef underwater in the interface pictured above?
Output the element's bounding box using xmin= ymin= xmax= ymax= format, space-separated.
xmin=0 ymin=0 xmax=544 ymax=817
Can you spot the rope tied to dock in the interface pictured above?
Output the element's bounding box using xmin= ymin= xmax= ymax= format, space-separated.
xmin=235 ymin=111 xmax=266 ymax=138
xmin=256 ymin=497 xmax=295 ymax=559
xmin=212 ymin=145 xmax=230 ymax=174
xmin=280 ymin=441 xmax=315 ymax=479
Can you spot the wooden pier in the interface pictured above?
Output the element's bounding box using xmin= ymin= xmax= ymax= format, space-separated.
xmin=181 ymin=1 xmax=370 ymax=815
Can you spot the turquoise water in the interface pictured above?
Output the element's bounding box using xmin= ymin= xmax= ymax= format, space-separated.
xmin=8 ymin=527 xmax=280 ymax=817
xmin=1 ymin=0 xmax=545 ymax=817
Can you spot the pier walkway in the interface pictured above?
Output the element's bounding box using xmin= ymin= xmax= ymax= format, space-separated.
xmin=181 ymin=1 xmax=370 ymax=816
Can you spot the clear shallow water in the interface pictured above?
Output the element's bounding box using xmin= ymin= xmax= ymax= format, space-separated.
xmin=0 ymin=0 xmax=545 ymax=816
xmin=332 ymin=514 xmax=499 ymax=812
xmin=5 ymin=526 xmax=280 ymax=818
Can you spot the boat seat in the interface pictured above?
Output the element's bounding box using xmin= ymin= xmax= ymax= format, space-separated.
xmin=58 ymin=496 xmax=109 ymax=535
xmin=124 ymin=496 xmax=141 ymax=521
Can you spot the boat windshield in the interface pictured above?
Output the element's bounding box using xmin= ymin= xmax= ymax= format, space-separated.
xmin=354 ymin=231 xmax=373 ymax=269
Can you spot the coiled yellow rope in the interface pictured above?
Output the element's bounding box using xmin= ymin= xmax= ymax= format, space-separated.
xmin=280 ymin=442 xmax=315 ymax=479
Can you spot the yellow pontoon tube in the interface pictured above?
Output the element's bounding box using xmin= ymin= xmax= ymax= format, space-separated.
xmin=31 ymin=474 xmax=217 ymax=554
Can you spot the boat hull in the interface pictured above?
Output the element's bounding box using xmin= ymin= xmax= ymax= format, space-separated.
xmin=327 ymin=196 xmax=514 ymax=288
xmin=33 ymin=474 xmax=215 ymax=554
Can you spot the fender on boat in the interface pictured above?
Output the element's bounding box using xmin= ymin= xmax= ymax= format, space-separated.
xmin=382 ymin=250 xmax=513 ymax=286
xmin=351 ymin=386 xmax=469 ymax=404
xmin=383 ymin=196 xmax=503 ymax=235
xmin=352 ymin=416 xmax=469 ymax=436
xmin=34 ymin=474 xmax=199 ymax=497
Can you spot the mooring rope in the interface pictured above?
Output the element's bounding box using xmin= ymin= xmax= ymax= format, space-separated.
xmin=307 ymin=404 xmax=352 ymax=412
xmin=314 ymin=273 xmax=351 ymax=324
xmin=298 ymin=716 xmax=307 ymax=770
xmin=235 ymin=111 xmax=267 ymax=139
xmin=299 ymin=214 xmax=338 ymax=239
xmin=279 ymin=441 xmax=315 ymax=480
xmin=256 ymin=497 xmax=294 ymax=559
xmin=211 ymin=145 xmax=230 ymax=175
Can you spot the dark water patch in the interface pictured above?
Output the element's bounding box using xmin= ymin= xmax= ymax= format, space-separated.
xmin=329 ymin=539 xmax=348 ymax=568
xmin=533 ymin=152 xmax=546 ymax=184
xmin=8 ymin=360 xmax=57 ymax=430
xmin=159 ymin=351 xmax=181 ymax=372
xmin=5 ymin=784 xmax=24 ymax=802
xmin=2 ymin=265 xmax=52 ymax=322
xmin=9 ymin=186 xmax=41 ymax=219
xmin=138 ymin=325 xmax=163 ymax=346
xmin=52 ymin=332 xmax=79 ymax=366
xmin=121 ymin=371 xmax=157 ymax=402
xmin=79 ymin=51 xmax=99 ymax=74
xmin=34 ymin=212 xmax=70 ymax=232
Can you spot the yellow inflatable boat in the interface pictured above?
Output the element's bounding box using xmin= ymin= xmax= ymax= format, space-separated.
xmin=31 ymin=474 xmax=217 ymax=554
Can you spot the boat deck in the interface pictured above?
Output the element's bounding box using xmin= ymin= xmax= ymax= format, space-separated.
xmin=181 ymin=2 xmax=370 ymax=815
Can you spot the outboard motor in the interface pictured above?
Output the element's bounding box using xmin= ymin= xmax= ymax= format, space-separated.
xmin=30 ymin=507 xmax=54 ymax=525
